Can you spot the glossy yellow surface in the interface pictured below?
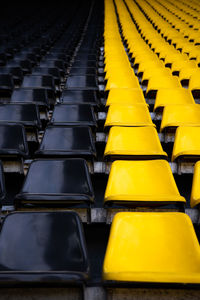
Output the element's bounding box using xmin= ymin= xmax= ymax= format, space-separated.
xmin=104 ymin=105 xmax=154 ymax=128
xmin=105 ymin=73 xmax=140 ymax=90
xmin=106 ymin=88 xmax=147 ymax=106
xmin=179 ymin=67 xmax=198 ymax=82
xmin=141 ymin=67 xmax=171 ymax=82
xmin=191 ymin=161 xmax=200 ymax=208
xmin=104 ymin=126 xmax=167 ymax=158
xmin=172 ymin=127 xmax=200 ymax=161
xmin=104 ymin=160 xmax=185 ymax=203
xmin=103 ymin=212 xmax=200 ymax=283
xmin=160 ymin=104 xmax=200 ymax=132
xmin=146 ymin=76 xmax=181 ymax=94
xmin=154 ymin=89 xmax=195 ymax=111
xmin=189 ymin=70 xmax=200 ymax=90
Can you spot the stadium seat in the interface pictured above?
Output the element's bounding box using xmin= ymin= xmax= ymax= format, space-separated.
xmin=7 ymin=60 xmax=32 ymax=75
xmin=104 ymin=126 xmax=167 ymax=160
xmin=0 ymin=123 xmax=28 ymax=158
xmin=32 ymin=67 xmax=61 ymax=85
xmin=188 ymin=70 xmax=200 ymax=99
xmin=160 ymin=104 xmax=200 ymax=133
xmin=104 ymin=160 xmax=185 ymax=206
xmin=103 ymin=212 xmax=200 ymax=284
xmin=66 ymin=75 xmax=98 ymax=90
xmin=70 ymin=67 xmax=96 ymax=76
xmin=172 ymin=127 xmax=200 ymax=162
xmin=0 ymin=67 xmax=23 ymax=86
xmin=104 ymin=104 xmax=154 ymax=128
xmin=154 ymin=89 xmax=195 ymax=113
xmin=10 ymin=89 xmax=50 ymax=108
xmin=0 ymin=104 xmax=41 ymax=142
xmin=50 ymin=104 xmax=97 ymax=129
xmin=190 ymin=161 xmax=200 ymax=208
xmin=15 ymin=159 xmax=94 ymax=206
xmin=146 ymin=76 xmax=182 ymax=99
xmin=0 ymin=211 xmax=89 ymax=285
xmin=35 ymin=126 xmax=96 ymax=160
xmin=22 ymin=75 xmax=56 ymax=105
xmin=106 ymin=88 xmax=147 ymax=106
xmin=0 ymin=74 xmax=14 ymax=98
xmin=0 ymin=104 xmax=41 ymax=128
xmin=0 ymin=161 xmax=5 ymax=201
xmin=61 ymin=90 xmax=99 ymax=106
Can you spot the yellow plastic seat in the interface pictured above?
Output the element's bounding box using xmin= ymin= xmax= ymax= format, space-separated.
xmin=179 ymin=67 xmax=199 ymax=84
xmin=106 ymin=88 xmax=147 ymax=107
xmin=188 ymin=70 xmax=200 ymax=98
xmin=104 ymin=104 xmax=154 ymax=128
xmin=137 ymin=60 xmax=164 ymax=76
xmin=154 ymin=89 xmax=195 ymax=112
xmin=104 ymin=126 xmax=167 ymax=160
xmin=160 ymin=104 xmax=200 ymax=132
xmin=105 ymin=73 xmax=140 ymax=90
xmin=172 ymin=126 xmax=200 ymax=161
xmin=171 ymin=60 xmax=196 ymax=74
xmin=103 ymin=212 xmax=200 ymax=284
xmin=146 ymin=76 xmax=182 ymax=98
xmin=191 ymin=161 xmax=200 ymax=208
xmin=104 ymin=160 xmax=185 ymax=205
xmin=141 ymin=68 xmax=171 ymax=83
xmin=164 ymin=53 xmax=188 ymax=66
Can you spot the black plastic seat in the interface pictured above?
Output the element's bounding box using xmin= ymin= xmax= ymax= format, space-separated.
xmin=0 ymin=67 xmax=23 ymax=85
xmin=7 ymin=60 xmax=32 ymax=75
xmin=22 ymin=75 xmax=56 ymax=105
xmin=21 ymin=48 xmax=43 ymax=61
xmin=0 ymin=161 xmax=5 ymax=201
xmin=50 ymin=104 xmax=97 ymax=128
xmin=35 ymin=126 xmax=96 ymax=159
xmin=32 ymin=67 xmax=61 ymax=85
xmin=0 ymin=53 xmax=7 ymax=66
xmin=39 ymin=60 xmax=65 ymax=76
xmin=0 ymin=104 xmax=41 ymax=141
xmin=45 ymin=53 xmax=70 ymax=66
xmin=70 ymin=67 xmax=96 ymax=76
xmin=0 ymin=123 xmax=28 ymax=158
xmin=61 ymin=90 xmax=98 ymax=106
xmin=16 ymin=159 xmax=94 ymax=205
xmin=72 ymin=60 xmax=97 ymax=69
xmin=75 ymin=54 xmax=97 ymax=61
xmin=11 ymin=88 xmax=50 ymax=108
xmin=66 ymin=75 xmax=98 ymax=90
xmin=0 ymin=74 xmax=14 ymax=97
xmin=0 ymin=211 xmax=89 ymax=285
xmin=14 ymin=53 xmax=37 ymax=67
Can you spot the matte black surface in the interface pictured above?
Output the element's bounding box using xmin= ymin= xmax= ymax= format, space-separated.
xmin=72 ymin=60 xmax=97 ymax=68
xmin=40 ymin=60 xmax=65 ymax=76
xmin=50 ymin=104 xmax=97 ymax=128
xmin=66 ymin=75 xmax=97 ymax=90
xmin=0 ymin=124 xmax=28 ymax=157
xmin=0 ymin=211 xmax=89 ymax=285
xmin=32 ymin=67 xmax=61 ymax=84
xmin=0 ymin=161 xmax=5 ymax=201
xmin=35 ymin=126 xmax=96 ymax=158
xmin=22 ymin=75 xmax=55 ymax=90
xmin=0 ymin=74 xmax=14 ymax=96
xmin=7 ymin=60 xmax=32 ymax=74
xmin=0 ymin=104 xmax=41 ymax=128
xmin=70 ymin=67 xmax=96 ymax=76
xmin=16 ymin=159 xmax=94 ymax=204
xmin=0 ymin=67 xmax=23 ymax=84
xmin=11 ymin=89 xmax=49 ymax=108
xmin=61 ymin=90 xmax=98 ymax=106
